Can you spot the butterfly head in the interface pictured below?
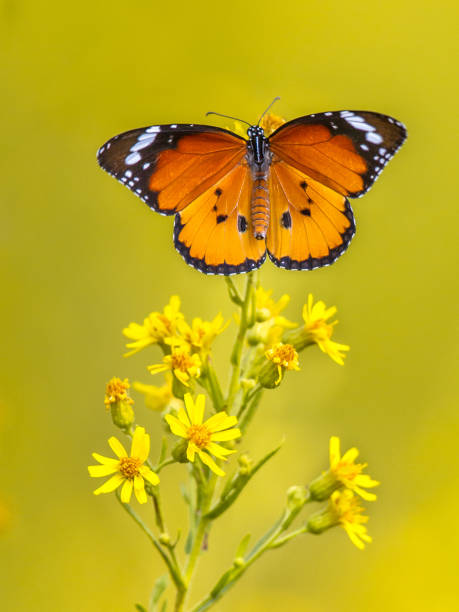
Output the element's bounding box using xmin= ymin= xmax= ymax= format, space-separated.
xmin=247 ymin=125 xmax=268 ymax=165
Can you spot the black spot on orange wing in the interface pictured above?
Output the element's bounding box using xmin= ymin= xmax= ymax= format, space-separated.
xmin=238 ymin=215 xmax=248 ymax=233
xmin=216 ymin=214 xmax=228 ymax=224
xmin=281 ymin=211 xmax=292 ymax=229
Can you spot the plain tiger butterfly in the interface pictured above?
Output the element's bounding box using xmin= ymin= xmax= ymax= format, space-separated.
xmin=97 ymin=103 xmax=406 ymax=275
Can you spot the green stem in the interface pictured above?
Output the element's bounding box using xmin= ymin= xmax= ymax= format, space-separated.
xmin=115 ymin=492 xmax=185 ymax=595
xmin=226 ymin=273 xmax=254 ymax=414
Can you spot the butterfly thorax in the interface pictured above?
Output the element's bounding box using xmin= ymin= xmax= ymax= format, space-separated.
xmin=247 ymin=126 xmax=271 ymax=240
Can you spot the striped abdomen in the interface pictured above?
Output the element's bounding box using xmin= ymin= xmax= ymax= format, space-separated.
xmin=251 ymin=171 xmax=270 ymax=240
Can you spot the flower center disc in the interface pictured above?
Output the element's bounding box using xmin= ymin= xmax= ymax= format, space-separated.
xmin=187 ymin=424 xmax=211 ymax=448
xmin=119 ymin=456 xmax=141 ymax=479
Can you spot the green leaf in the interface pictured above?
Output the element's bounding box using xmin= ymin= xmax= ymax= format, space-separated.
xmin=135 ymin=605 xmax=147 ymax=612
xmin=235 ymin=533 xmax=251 ymax=559
xmin=205 ymin=440 xmax=284 ymax=520
xmin=149 ymin=574 xmax=168 ymax=611
xmin=159 ymin=602 xmax=167 ymax=612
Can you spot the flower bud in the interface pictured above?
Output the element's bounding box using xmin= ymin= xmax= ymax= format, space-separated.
xmin=282 ymin=327 xmax=314 ymax=352
xmin=159 ymin=532 xmax=171 ymax=545
xmin=306 ymin=506 xmax=339 ymax=534
xmin=110 ymin=400 xmax=135 ymax=430
xmin=309 ymin=470 xmax=340 ymax=501
xmin=233 ymin=556 xmax=245 ymax=568
xmin=258 ymin=359 xmax=281 ymax=389
xmin=171 ymin=439 xmax=189 ymax=463
xmin=172 ymin=374 xmax=189 ymax=400
xmin=286 ymin=485 xmax=308 ymax=512
xmin=237 ymin=453 xmax=252 ymax=476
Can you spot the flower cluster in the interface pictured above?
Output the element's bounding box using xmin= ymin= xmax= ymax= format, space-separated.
xmin=88 ymin=279 xmax=378 ymax=612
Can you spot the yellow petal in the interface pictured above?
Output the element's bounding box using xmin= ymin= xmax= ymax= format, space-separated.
xmin=189 ymin=394 xmax=205 ymax=425
xmin=187 ymin=443 xmax=196 ymax=462
xmin=93 ymin=473 xmax=124 ymax=495
xmin=177 ymin=406 xmax=191 ymax=427
xmin=165 ymin=414 xmax=188 ymax=437
xmin=174 ymin=369 xmax=190 ymax=386
xmin=88 ymin=464 xmax=119 ymax=478
xmin=133 ymin=475 xmax=147 ymax=504
xmin=329 ymin=436 xmax=341 ymax=467
xmin=91 ymin=453 xmax=119 ymax=466
xmin=108 ymin=436 xmax=128 ymax=458
xmin=341 ymin=447 xmax=359 ymax=463
xmin=205 ymin=412 xmax=238 ymax=432
xmin=353 ymin=486 xmax=377 ymax=501
xmin=211 ymin=428 xmax=241 ymax=442
xmin=130 ymin=427 xmax=148 ymax=461
xmin=148 ymin=363 xmax=170 ymax=375
xmin=120 ymin=478 xmax=133 ymax=503
xmin=206 ymin=442 xmax=236 ymax=458
xmin=139 ymin=465 xmax=160 ymax=486
xmin=197 ymin=450 xmax=225 ymax=476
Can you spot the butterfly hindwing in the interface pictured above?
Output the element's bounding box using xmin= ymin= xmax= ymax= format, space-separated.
xmin=174 ymin=163 xmax=266 ymax=275
xmin=269 ymin=111 xmax=407 ymax=198
xmin=267 ymin=160 xmax=355 ymax=270
xmin=97 ymin=124 xmax=246 ymax=215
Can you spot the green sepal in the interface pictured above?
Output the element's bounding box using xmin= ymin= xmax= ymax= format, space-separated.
xmin=135 ymin=605 xmax=147 ymax=612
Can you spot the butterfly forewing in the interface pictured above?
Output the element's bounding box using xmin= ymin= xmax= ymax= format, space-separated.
xmin=97 ymin=124 xmax=246 ymax=215
xmin=269 ymin=111 xmax=407 ymax=198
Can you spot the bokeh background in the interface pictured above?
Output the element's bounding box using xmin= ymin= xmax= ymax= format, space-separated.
xmin=2 ymin=0 xmax=459 ymax=610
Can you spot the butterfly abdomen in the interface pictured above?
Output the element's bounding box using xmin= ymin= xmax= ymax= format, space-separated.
xmin=251 ymin=171 xmax=270 ymax=240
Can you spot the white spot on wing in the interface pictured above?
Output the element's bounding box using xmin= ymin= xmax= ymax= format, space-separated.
xmin=366 ymin=131 xmax=383 ymax=144
xmin=125 ymin=152 xmax=141 ymax=165
xmin=143 ymin=162 xmax=151 ymax=170
xmin=130 ymin=135 xmax=156 ymax=151
xmin=146 ymin=126 xmax=161 ymax=133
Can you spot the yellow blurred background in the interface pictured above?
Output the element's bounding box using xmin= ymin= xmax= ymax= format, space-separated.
xmin=2 ymin=0 xmax=458 ymax=609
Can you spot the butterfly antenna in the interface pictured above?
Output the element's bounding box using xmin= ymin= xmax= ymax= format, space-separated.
xmin=257 ymin=96 xmax=281 ymax=126
xmin=206 ymin=111 xmax=252 ymax=128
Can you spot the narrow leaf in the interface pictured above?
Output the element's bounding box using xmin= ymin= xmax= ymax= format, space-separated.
xmin=235 ymin=533 xmax=251 ymax=559
xmin=149 ymin=574 xmax=168 ymax=611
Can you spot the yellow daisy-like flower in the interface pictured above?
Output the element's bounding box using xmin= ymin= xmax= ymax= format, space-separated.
xmin=302 ymin=294 xmax=350 ymax=365
xmin=259 ymin=112 xmax=286 ymax=136
xmin=148 ymin=345 xmax=201 ymax=387
xmin=265 ymin=342 xmax=300 ymax=384
xmin=255 ymin=287 xmax=290 ymax=321
xmin=248 ymin=287 xmax=297 ymax=347
xmin=329 ymin=436 xmax=379 ymax=501
xmin=165 ymin=393 xmax=241 ymax=476
xmin=133 ymin=375 xmax=183 ymax=412
xmin=88 ymin=427 xmax=159 ymax=504
xmin=330 ymin=489 xmax=372 ymax=550
xmin=123 ymin=296 xmax=184 ymax=356
xmin=104 ymin=377 xmax=133 ymax=409
xmin=176 ymin=313 xmax=228 ymax=354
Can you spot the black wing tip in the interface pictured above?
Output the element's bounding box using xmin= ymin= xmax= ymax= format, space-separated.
xmin=173 ymin=216 xmax=266 ymax=276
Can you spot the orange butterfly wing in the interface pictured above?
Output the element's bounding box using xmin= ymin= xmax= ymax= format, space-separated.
xmin=269 ymin=111 xmax=406 ymax=197
xmin=97 ymin=124 xmax=265 ymax=274
xmin=266 ymin=111 xmax=406 ymax=268
xmin=267 ymin=160 xmax=355 ymax=269
xmin=174 ymin=163 xmax=266 ymax=274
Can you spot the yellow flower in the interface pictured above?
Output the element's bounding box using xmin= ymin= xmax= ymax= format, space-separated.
xmin=123 ymin=296 xmax=184 ymax=356
xmin=133 ymin=376 xmax=183 ymax=412
xmin=259 ymin=113 xmax=286 ymax=136
xmin=176 ymin=313 xmax=228 ymax=354
xmin=302 ymin=294 xmax=350 ymax=365
xmin=165 ymin=393 xmax=241 ymax=476
xmin=329 ymin=436 xmax=379 ymax=501
xmin=104 ymin=377 xmax=133 ymax=409
xmin=265 ymin=343 xmax=300 ymax=384
xmin=88 ymin=427 xmax=159 ymax=504
xmin=330 ymin=489 xmax=372 ymax=550
xmin=148 ymin=345 xmax=201 ymax=387
xmin=248 ymin=287 xmax=297 ymax=346
xmin=255 ymin=287 xmax=290 ymax=321
xmin=307 ymin=489 xmax=372 ymax=550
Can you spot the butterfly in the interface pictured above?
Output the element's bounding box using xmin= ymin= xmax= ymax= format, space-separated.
xmin=97 ymin=107 xmax=406 ymax=275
